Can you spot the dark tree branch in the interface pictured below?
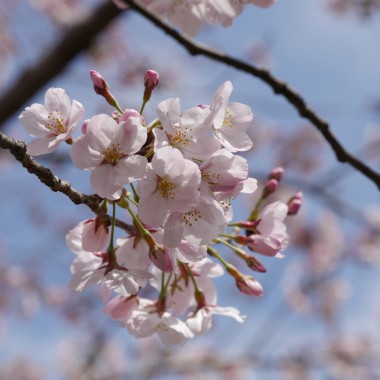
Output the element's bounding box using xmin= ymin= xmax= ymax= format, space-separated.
xmin=0 ymin=131 xmax=133 ymax=232
xmin=121 ymin=0 xmax=380 ymax=191
xmin=0 ymin=1 xmax=124 ymax=128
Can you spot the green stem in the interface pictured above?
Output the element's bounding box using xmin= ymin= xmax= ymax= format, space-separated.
xmin=160 ymin=271 xmax=165 ymax=295
xmin=207 ymin=246 xmax=229 ymax=269
xmin=161 ymin=270 xmax=173 ymax=297
xmin=125 ymin=200 xmax=155 ymax=247
xmin=140 ymin=100 xmax=147 ymax=115
xmin=146 ymin=118 xmax=161 ymax=133
xmin=218 ymin=233 xmax=236 ymax=240
xmin=107 ymin=201 xmax=117 ymax=252
xmin=248 ymin=197 xmax=264 ymax=221
xmin=129 ymin=183 xmax=139 ymax=204
xmin=114 ymin=102 xmax=124 ymax=114
xmin=106 ymin=201 xmax=120 ymax=270
xmin=184 ymin=264 xmax=201 ymax=293
xmin=126 ymin=193 xmax=139 ymax=207
xmin=215 ymin=238 xmax=247 ymax=260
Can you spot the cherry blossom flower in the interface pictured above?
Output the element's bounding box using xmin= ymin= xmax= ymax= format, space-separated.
xmin=155 ymin=97 xmax=220 ymax=160
xmin=247 ymin=201 xmax=289 ymax=257
xmin=199 ymin=148 xmax=257 ymax=200
xmin=19 ymin=87 xmax=84 ymax=155
xmin=137 ymin=146 xmax=201 ymax=227
xmin=125 ymin=298 xmax=194 ymax=346
xmin=205 ymin=81 xmax=253 ymax=152
xmin=163 ymin=193 xmax=227 ymax=248
xmin=69 ymin=254 xmax=150 ymax=297
xmin=70 ymin=114 xmax=148 ymax=199
xmin=66 ymin=222 xmax=149 ymax=297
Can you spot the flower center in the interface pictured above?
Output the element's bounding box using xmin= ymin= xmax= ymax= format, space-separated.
xmin=202 ymin=170 xmax=220 ymax=187
xmin=102 ymin=144 xmax=124 ymax=164
xmin=223 ymin=110 xmax=234 ymax=129
xmin=158 ymin=178 xmax=176 ymax=199
xmin=170 ymin=127 xmax=192 ymax=148
xmin=182 ymin=209 xmax=202 ymax=227
xmin=46 ymin=111 xmax=66 ymax=134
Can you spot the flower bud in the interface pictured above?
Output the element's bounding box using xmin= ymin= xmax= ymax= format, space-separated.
xmin=149 ymin=245 xmax=173 ymax=272
xmin=90 ymin=70 xmax=108 ymax=94
xmin=143 ymin=70 xmax=159 ymax=102
xmin=236 ymin=275 xmax=263 ymax=297
xmin=268 ymin=167 xmax=284 ymax=181
xmin=263 ymin=178 xmax=278 ymax=197
xmin=89 ymin=70 xmax=119 ymax=108
xmin=288 ymin=191 xmax=303 ymax=216
xmin=245 ymin=255 xmax=267 ymax=273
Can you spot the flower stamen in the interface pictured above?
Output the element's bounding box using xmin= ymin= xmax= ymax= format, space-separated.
xmin=158 ymin=178 xmax=176 ymax=199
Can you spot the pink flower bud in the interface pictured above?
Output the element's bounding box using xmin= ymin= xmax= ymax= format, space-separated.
xmin=143 ymin=70 xmax=159 ymax=102
xmin=90 ymin=70 xmax=108 ymax=94
xmin=268 ymin=167 xmax=284 ymax=181
xmin=288 ymin=191 xmax=303 ymax=215
xmin=149 ymin=245 xmax=173 ymax=272
xmin=263 ymin=178 xmax=278 ymax=197
xmin=245 ymin=255 xmax=267 ymax=273
xmin=236 ymin=275 xmax=263 ymax=297
xmin=89 ymin=70 xmax=119 ymax=108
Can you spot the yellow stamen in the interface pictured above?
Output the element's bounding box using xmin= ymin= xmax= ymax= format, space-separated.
xmin=158 ymin=178 xmax=176 ymax=199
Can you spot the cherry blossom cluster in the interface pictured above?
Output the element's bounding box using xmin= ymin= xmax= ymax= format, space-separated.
xmin=114 ymin=0 xmax=277 ymax=36
xmin=18 ymin=69 xmax=301 ymax=346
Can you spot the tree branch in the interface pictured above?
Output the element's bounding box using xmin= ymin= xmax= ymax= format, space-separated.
xmin=121 ymin=0 xmax=380 ymax=190
xmin=0 ymin=131 xmax=133 ymax=232
xmin=0 ymin=1 xmax=124 ymax=128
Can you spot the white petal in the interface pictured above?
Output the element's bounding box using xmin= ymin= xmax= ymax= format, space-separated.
xmin=90 ymin=165 xmax=123 ymax=200
xmin=27 ymin=135 xmax=59 ymax=155
xmin=19 ymin=104 xmax=50 ymax=137
xmin=45 ymin=88 xmax=71 ymax=118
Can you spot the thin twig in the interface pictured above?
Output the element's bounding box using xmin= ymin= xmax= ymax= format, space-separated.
xmin=0 ymin=131 xmax=134 ymax=232
xmin=121 ymin=0 xmax=380 ymax=191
